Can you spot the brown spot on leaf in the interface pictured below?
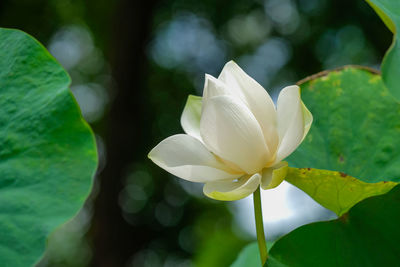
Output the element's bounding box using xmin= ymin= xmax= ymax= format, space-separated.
xmin=339 ymin=213 xmax=349 ymax=223
xmin=307 ymin=168 xmax=311 ymax=171
xmin=339 ymin=172 xmax=347 ymax=177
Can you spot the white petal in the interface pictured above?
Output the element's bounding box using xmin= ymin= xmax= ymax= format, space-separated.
xmin=203 ymin=74 xmax=233 ymax=100
xmin=275 ymin=85 xmax=304 ymax=163
xmin=261 ymin=161 xmax=288 ymax=190
xmin=180 ymin=95 xmax=202 ymax=140
xmin=200 ymin=95 xmax=269 ymax=174
xmin=203 ymin=173 xmax=261 ymax=201
xmin=217 ymin=61 xmax=279 ymax=155
xmin=301 ymin=101 xmax=313 ymax=142
xmin=148 ymin=134 xmax=243 ymax=183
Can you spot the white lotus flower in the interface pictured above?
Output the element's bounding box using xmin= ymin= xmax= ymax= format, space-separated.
xmin=149 ymin=61 xmax=312 ymax=201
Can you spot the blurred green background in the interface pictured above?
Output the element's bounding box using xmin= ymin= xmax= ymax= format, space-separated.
xmin=0 ymin=0 xmax=391 ymax=266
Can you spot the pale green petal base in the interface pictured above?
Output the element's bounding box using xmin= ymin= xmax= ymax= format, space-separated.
xmin=261 ymin=162 xmax=288 ymax=190
xmin=203 ymin=173 xmax=261 ymax=201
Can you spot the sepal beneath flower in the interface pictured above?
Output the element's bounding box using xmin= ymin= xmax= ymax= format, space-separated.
xmin=203 ymin=173 xmax=261 ymax=201
xmin=261 ymin=161 xmax=288 ymax=190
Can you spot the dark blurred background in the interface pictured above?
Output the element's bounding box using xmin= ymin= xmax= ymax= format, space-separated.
xmin=0 ymin=0 xmax=391 ymax=266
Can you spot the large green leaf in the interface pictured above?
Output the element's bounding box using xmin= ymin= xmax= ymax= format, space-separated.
xmin=269 ymin=184 xmax=400 ymax=266
xmin=230 ymin=243 xmax=261 ymax=267
xmin=0 ymin=28 xmax=97 ymax=266
xmin=264 ymin=66 xmax=400 ymax=266
xmin=284 ymin=67 xmax=400 ymax=215
xmin=288 ymin=67 xmax=400 ymax=183
xmin=230 ymin=242 xmax=283 ymax=267
xmin=365 ymin=0 xmax=400 ymax=100
xmin=286 ymin=167 xmax=396 ymax=216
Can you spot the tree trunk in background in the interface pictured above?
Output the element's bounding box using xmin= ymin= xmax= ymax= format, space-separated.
xmin=89 ymin=1 xmax=158 ymax=266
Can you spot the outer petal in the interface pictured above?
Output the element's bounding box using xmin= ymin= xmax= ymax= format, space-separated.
xmin=203 ymin=173 xmax=261 ymax=201
xmin=301 ymin=101 xmax=313 ymax=142
xmin=217 ymin=61 xmax=279 ymax=155
xmin=180 ymin=95 xmax=202 ymax=140
xmin=200 ymin=95 xmax=269 ymax=174
xmin=275 ymin=85 xmax=305 ymax=163
xmin=261 ymin=161 xmax=288 ymax=190
xmin=148 ymin=134 xmax=243 ymax=183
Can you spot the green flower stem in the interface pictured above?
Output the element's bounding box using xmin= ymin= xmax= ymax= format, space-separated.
xmin=254 ymin=186 xmax=268 ymax=266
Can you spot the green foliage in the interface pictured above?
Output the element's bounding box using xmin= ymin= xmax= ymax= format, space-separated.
xmin=286 ymin=167 xmax=396 ymax=216
xmin=233 ymin=185 xmax=400 ymax=266
xmin=269 ymin=185 xmax=400 ymax=266
xmin=193 ymin=203 xmax=248 ymax=267
xmin=282 ymin=67 xmax=400 ymax=216
xmin=195 ymin=226 xmax=247 ymax=267
xmin=0 ymin=28 xmax=97 ymax=266
xmin=288 ymin=67 xmax=400 ymax=183
xmin=230 ymin=243 xmax=260 ymax=267
xmin=365 ymin=0 xmax=400 ymax=100
xmin=365 ymin=0 xmax=396 ymax=33
xmin=230 ymin=242 xmax=281 ymax=267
